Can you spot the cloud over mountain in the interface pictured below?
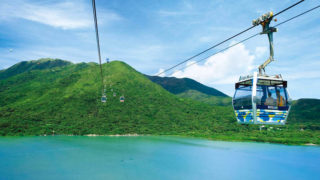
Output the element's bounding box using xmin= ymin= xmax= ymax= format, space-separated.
xmin=171 ymin=42 xmax=256 ymax=85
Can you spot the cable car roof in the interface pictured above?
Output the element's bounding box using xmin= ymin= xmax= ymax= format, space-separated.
xmin=236 ymin=74 xmax=287 ymax=88
xmin=238 ymin=74 xmax=284 ymax=82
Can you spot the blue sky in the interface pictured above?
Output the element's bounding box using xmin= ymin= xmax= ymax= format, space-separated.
xmin=0 ymin=0 xmax=319 ymax=99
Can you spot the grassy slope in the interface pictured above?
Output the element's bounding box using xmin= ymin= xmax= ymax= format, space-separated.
xmin=0 ymin=60 xmax=319 ymax=145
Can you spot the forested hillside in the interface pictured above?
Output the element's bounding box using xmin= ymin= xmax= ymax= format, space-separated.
xmin=0 ymin=59 xmax=234 ymax=136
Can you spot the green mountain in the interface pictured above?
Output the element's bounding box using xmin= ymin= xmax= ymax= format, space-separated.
xmin=147 ymin=75 xmax=231 ymax=106
xmin=0 ymin=59 xmax=234 ymax=136
xmin=0 ymin=59 xmax=319 ymax=145
xmin=0 ymin=58 xmax=71 ymax=80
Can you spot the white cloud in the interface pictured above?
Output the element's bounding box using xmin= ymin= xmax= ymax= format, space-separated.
xmin=155 ymin=68 xmax=165 ymax=77
xmin=0 ymin=0 xmax=121 ymax=30
xmin=168 ymin=42 xmax=256 ymax=85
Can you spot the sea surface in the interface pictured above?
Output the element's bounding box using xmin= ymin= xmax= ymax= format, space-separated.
xmin=0 ymin=136 xmax=319 ymax=180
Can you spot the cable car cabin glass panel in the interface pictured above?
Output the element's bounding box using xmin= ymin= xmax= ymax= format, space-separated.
xmin=256 ymin=85 xmax=289 ymax=110
xmin=233 ymin=85 xmax=254 ymax=123
xmin=255 ymin=79 xmax=290 ymax=124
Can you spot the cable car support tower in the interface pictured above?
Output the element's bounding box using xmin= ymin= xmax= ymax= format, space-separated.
xmin=253 ymin=12 xmax=278 ymax=75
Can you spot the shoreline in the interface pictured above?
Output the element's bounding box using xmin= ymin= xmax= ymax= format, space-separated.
xmin=85 ymin=133 xmax=140 ymax=137
xmin=305 ymin=143 xmax=317 ymax=146
xmin=10 ymin=134 xmax=318 ymax=146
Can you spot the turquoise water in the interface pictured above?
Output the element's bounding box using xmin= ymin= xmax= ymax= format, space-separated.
xmin=0 ymin=136 xmax=319 ymax=180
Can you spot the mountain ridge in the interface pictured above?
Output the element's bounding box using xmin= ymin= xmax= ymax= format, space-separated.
xmin=147 ymin=75 xmax=228 ymax=97
xmin=0 ymin=58 xmax=72 ymax=80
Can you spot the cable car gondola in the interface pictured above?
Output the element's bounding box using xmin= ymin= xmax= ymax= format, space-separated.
xmin=120 ymin=96 xmax=125 ymax=102
xmin=233 ymin=73 xmax=291 ymax=124
xmin=101 ymin=94 xmax=107 ymax=103
xmin=232 ymin=12 xmax=292 ymax=125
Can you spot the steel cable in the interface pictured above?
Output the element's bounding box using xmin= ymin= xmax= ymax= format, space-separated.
xmin=92 ymin=0 xmax=104 ymax=94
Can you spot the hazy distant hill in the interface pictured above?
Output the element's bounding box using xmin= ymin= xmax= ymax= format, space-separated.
xmin=176 ymin=90 xmax=232 ymax=106
xmin=147 ymin=75 xmax=228 ymax=96
xmin=147 ymin=75 xmax=231 ymax=106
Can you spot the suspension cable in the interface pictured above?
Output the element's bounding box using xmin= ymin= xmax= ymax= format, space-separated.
xmin=92 ymin=0 xmax=104 ymax=94
xmin=172 ymin=34 xmax=260 ymax=76
xmin=167 ymin=4 xmax=320 ymax=76
xmin=274 ymin=4 xmax=320 ymax=27
xmin=156 ymin=0 xmax=305 ymax=76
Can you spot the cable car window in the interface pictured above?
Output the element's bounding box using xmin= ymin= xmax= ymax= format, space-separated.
xmin=256 ymin=85 xmax=288 ymax=108
xmin=265 ymin=86 xmax=277 ymax=106
xmin=276 ymin=87 xmax=287 ymax=107
xmin=233 ymin=85 xmax=252 ymax=109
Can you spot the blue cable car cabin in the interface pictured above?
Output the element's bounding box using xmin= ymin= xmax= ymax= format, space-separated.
xmin=120 ymin=96 xmax=125 ymax=102
xmin=232 ymin=72 xmax=291 ymax=125
xmin=101 ymin=94 xmax=107 ymax=103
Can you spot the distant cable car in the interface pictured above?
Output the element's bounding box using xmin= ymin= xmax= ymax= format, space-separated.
xmin=113 ymin=93 xmax=116 ymax=97
xmin=120 ymin=96 xmax=125 ymax=102
xmin=232 ymin=12 xmax=292 ymax=125
xmin=101 ymin=94 xmax=107 ymax=103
